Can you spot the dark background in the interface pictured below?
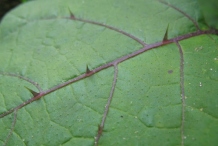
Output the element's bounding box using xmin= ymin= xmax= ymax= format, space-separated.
xmin=0 ymin=0 xmax=21 ymax=21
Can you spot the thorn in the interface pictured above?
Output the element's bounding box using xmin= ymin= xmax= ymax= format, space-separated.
xmin=68 ymin=7 xmax=75 ymax=19
xmin=86 ymin=65 xmax=91 ymax=74
xmin=25 ymin=87 xmax=39 ymax=96
xmin=163 ymin=24 xmax=169 ymax=42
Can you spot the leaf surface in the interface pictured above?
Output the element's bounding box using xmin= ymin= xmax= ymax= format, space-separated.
xmin=0 ymin=0 xmax=218 ymax=146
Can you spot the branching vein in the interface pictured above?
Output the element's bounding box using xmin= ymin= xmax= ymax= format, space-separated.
xmin=94 ymin=64 xmax=118 ymax=146
xmin=159 ymin=0 xmax=200 ymax=31
xmin=175 ymin=41 xmax=185 ymax=146
xmin=69 ymin=14 xmax=146 ymax=46
xmin=0 ymin=72 xmax=42 ymax=92
xmin=3 ymin=109 xmax=17 ymax=146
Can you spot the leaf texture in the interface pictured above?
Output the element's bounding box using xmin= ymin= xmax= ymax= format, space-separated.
xmin=0 ymin=0 xmax=218 ymax=146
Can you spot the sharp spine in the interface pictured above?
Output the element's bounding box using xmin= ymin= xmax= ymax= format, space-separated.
xmin=86 ymin=65 xmax=91 ymax=73
xmin=163 ymin=24 xmax=169 ymax=41
xmin=25 ymin=87 xmax=39 ymax=96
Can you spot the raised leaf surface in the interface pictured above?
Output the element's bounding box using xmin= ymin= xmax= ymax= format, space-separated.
xmin=0 ymin=0 xmax=218 ymax=146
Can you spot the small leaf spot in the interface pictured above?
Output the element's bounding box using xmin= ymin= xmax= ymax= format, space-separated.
xmin=194 ymin=46 xmax=203 ymax=51
xmin=168 ymin=70 xmax=173 ymax=74
xmin=199 ymin=82 xmax=202 ymax=87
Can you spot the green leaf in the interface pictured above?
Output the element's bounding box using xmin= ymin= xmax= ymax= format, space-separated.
xmin=0 ymin=0 xmax=218 ymax=146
